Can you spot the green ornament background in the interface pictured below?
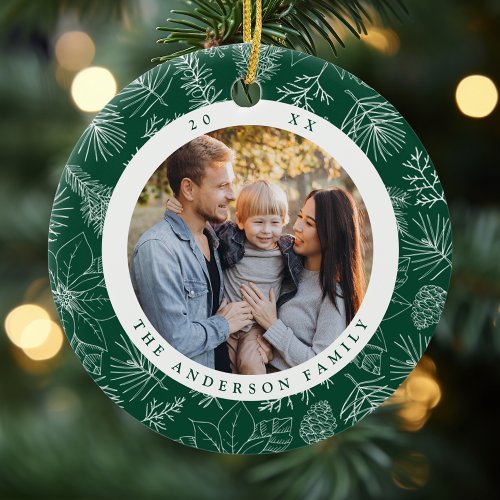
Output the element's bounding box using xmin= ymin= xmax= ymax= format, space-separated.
xmin=48 ymin=43 xmax=451 ymax=454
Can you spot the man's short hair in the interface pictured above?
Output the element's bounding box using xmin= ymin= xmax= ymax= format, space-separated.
xmin=236 ymin=180 xmax=290 ymax=225
xmin=167 ymin=135 xmax=233 ymax=196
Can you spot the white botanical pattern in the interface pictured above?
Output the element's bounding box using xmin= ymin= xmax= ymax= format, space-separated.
xmin=110 ymin=334 xmax=168 ymax=402
xmin=341 ymin=90 xmax=405 ymax=162
xmin=290 ymin=51 xmax=311 ymax=66
xmin=258 ymin=379 xmax=333 ymax=413
xmin=277 ymin=62 xmax=333 ymax=112
xmin=411 ymin=285 xmax=447 ymax=330
xmin=395 ymin=256 xmax=411 ymax=290
xmin=49 ymin=187 xmax=72 ymax=243
xmin=383 ymin=291 xmax=411 ymax=321
xmin=77 ymin=104 xmax=126 ymax=162
xmin=233 ymin=44 xmax=285 ymax=82
xmin=403 ymin=147 xmax=445 ymax=208
xmin=189 ymin=390 xmax=223 ymax=409
xmin=183 ymin=401 xmax=293 ymax=454
xmin=341 ymin=374 xmax=392 ymax=424
xmin=49 ymin=232 xmax=112 ymax=375
xmin=390 ymin=334 xmax=431 ymax=382
xmin=204 ymin=45 xmax=225 ymax=58
xmin=173 ymin=52 xmax=223 ymax=109
xmin=258 ymin=397 xmax=294 ymax=413
xmin=95 ymin=375 xmax=124 ymax=407
xmin=120 ymin=66 xmax=172 ymax=117
xmin=142 ymin=114 xmax=165 ymax=139
xmin=142 ymin=397 xmax=185 ymax=432
xmin=64 ymin=165 xmax=112 ymax=237
xmin=299 ymin=401 xmax=337 ymax=444
xmin=354 ymin=328 xmax=387 ymax=375
xmin=388 ymin=186 xmax=410 ymax=235
xmin=333 ymin=65 xmax=369 ymax=87
xmin=402 ymin=213 xmax=452 ymax=281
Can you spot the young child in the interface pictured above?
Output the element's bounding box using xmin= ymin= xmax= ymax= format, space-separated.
xmin=167 ymin=180 xmax=303 ymax=375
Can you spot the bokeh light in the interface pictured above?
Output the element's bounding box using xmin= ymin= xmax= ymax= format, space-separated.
xmin=363 ymin=28 xmax=400 ymax=56
xmin=4 ymin=304 xmax=50 ymax=347
xmin=391 ymin=451 xmax=429 ymax=490
xmin=388 ymin=355 xmax=442 ymax=432
xmin=23 ymin=321 xmax=64 ymax=361
xmin=71 ymin=66 xmax=117 ymax=112
xmin=18 ymin=318 xmax=52 ymax=349
xmin=455 ymin=75 xmax=498 ymax=118
xmin=55 ymin=31 xmax=95 ymax=72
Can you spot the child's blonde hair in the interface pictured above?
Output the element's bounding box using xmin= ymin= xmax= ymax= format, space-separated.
xmin=236 ymin=180 xmax=289 ymax=225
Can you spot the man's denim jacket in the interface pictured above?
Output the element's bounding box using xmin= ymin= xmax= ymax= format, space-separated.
xmin=130 ymin=211 xmax=229 ymax=369
xmin=216 ymin=221 xmax=303 ymax=307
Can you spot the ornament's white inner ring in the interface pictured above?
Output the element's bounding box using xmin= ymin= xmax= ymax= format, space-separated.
xmin=103 ymin=100 xmax=398 ymax=401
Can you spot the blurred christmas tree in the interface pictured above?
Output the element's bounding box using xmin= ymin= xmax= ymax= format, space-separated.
xmin=1 ymin=1 xmax=499 ymax=498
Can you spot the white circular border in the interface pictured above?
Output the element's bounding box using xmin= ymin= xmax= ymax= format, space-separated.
xmin=103 ymin=99 xmax=398 ymax=401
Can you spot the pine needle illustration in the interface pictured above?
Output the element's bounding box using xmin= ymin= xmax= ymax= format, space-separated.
xmin=77 ymin=104 xmax=126 ymax=162
xmin=142 ymin=397 xmax=185 ymax=432
xmin=142 ymin=114 xmax=164 ymax=139
xmin=332 ymin=66 xmax=369 ymax=88
xmin=120 ymin=66 xmax=172 ymax=117
xmin=402 ymin=213 xmax=452 ymax=281
xmin=64 ymin=165 xmax=112 ymax=237
xmin=387 ymin=186 xmax=410 ymax=235
xmin=403 ymin=147 xmax=445 ymax=208
xmin=390 ymin=334 xmax=431 ymax=382
xmin=258 ymin=397 xmax=294 ymax=413
xmin=49 ymin=187 xmax=72 ymax=242
xmin=233 ymin=44 xmax=285 ymax=82
xmin=277 ymin=62 xmax=333 ymax=112
xmin=189 ymin=390 xmax=223 ymax=409
xmin=340 ymin=374 xmax=392 ymax=425
xmin=110 ymin=334 xmax=168 ymax=402
xmin=95 ymin=375 xmax=124 ymax=407
xmin=173 ymin=53 xmax=222 ymax=109
xmin=341 ymin=90 xmax=405 ymax=162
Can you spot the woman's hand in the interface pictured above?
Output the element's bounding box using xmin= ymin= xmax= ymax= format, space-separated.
xmin=240 ymin=283 xmax=277 ymax=331
xmin=166 ymin=197 xmax=183 ymax=214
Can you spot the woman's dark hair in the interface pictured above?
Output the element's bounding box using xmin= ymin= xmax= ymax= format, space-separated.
xmin=305 ymin=188 xmax=366 ymax=326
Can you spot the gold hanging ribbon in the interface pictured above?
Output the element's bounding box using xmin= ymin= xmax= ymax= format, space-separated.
xmin=242 ymin=0 xmax=262 ymax=84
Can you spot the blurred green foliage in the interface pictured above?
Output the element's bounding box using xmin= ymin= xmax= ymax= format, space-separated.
xmin=0 ymin=1 xmax=499 ymax=499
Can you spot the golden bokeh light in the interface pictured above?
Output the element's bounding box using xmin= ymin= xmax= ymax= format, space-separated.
xmin=406 ymin=375 xmax=441 ymax=408
xmin=71 ymin=66 xmax=117 ymax=112
xmin=4 ymin=304 xmax=50 ymax=347
xmin=23 ymin=321 xmax=64 ymax=361
xmin=55 ymin=31 xmax=95 ymax=72
xmin=18 ymin=318 xmax=52 ymax=349
xmin=456 ymin=75 xmax=498 ymax=118
xmin=363 ymin=28 xmax=400 ymax=56
xmin=389 ymin=355 xmax=442 ymax=432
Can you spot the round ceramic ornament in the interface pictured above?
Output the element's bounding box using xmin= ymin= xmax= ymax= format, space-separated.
xmin=48 ymin=44 xmax=451 ymax=454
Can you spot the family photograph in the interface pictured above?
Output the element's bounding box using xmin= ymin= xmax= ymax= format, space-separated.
xmin=129 ymin=127 xmax=372 ymax=375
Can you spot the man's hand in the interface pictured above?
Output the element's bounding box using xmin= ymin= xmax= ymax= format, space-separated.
xmin=216 ymin=299 xmax=253 ymax=334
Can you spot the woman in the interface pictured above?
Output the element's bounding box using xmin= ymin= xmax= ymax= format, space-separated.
xmin=241 ymin=188 xmax=365 ymax=370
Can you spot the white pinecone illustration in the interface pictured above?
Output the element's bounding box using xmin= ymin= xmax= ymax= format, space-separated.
xmin=411 ymin=285 xmax=447 ymax=330
xmin=299 ymin=400 xmax=337 ymax=444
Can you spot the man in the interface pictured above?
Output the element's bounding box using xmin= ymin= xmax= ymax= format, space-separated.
xmin=131 ymin=135 xmax=252 ymax=371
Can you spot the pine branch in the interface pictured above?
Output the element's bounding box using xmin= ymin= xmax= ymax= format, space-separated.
xmin=154 ymin=0 xmax=409 ymax=62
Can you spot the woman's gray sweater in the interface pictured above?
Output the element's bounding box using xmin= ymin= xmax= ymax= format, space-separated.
xmin=264 ymin=268 xmax=347 ymax=370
